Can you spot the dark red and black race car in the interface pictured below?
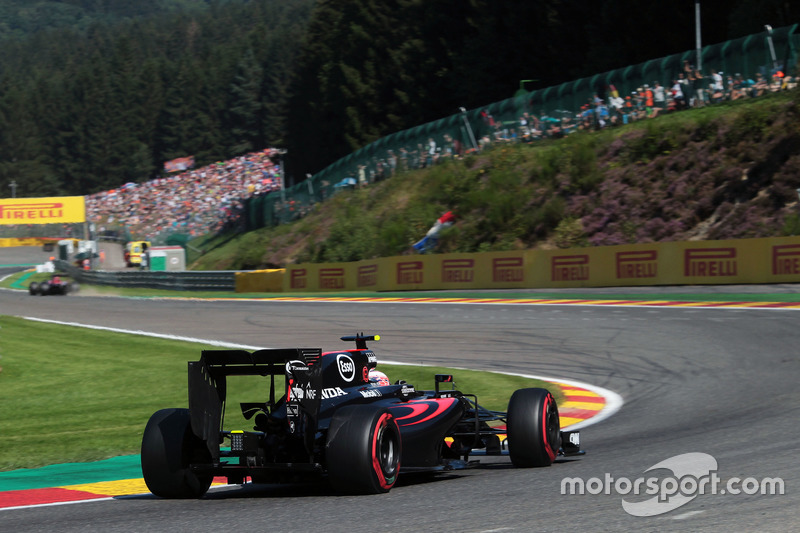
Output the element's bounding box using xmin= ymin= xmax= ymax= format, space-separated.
xmin=141 ymin=334 xmax=582 ymax=497
xmin=28 ymin=275 xmax=78 ymax=296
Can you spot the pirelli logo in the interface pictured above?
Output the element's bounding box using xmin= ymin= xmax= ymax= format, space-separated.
xmin=0 ymin=202 xmax=63 ymax=221
xmin=357 ymin=264 xmax=378 ymax=287
xmin=397 ymin=261 xmax=423 ymax=285
xmin=684 ymin=248 xmax=737 ymax=277
xmin=442 ymin=259 xmax=474 ymax=283
xmin=290 ymin=268 xmax=307 ymax=289
xmin=0 ymin=196 xmax=86 ymax=225
xmin=616 ymin=250 xmax=657 ymax=279
xmin=552 ymin=254 xmax=589 ymax=281
xmin=772 ymin=244 xmax=800 ymax=275
xmin=319 ymin=268 xmax=345 ymax=289
xmin=493 ymin=257 xmax=524 ymax=282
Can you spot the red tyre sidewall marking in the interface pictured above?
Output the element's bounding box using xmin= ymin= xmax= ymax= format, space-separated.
xmin=541 ymin=394 xmax=556 ymax=462
xmin=371 ymin=413 xmax=398 ymax=489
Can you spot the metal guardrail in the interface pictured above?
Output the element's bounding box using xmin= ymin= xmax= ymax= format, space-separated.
xmin=56 ymin=260 xmax=236 ymax=292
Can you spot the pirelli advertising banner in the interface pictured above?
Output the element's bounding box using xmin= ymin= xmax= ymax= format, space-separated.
xmin=279 ymin=236 xmax=800 ymax=293
xmin=530 ymin=236 xmax=800 ymax=287
xmin=284 ymin=251 xmax=533 ymax=292
xmin=0 ymin=196 xmax=86 ymax=225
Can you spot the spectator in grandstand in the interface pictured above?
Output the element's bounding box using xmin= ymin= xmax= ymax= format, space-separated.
xmin=769 ymin=72 xmax=784 ymax=92
xmin=676 ymin=72 xmax=690 ymax=105
xmin=740 ymin=73 xmax=756 ymax=97
xmin=653 ymin=81 xmax=667 ymax=111
xmin=693 ymin=69 xmax=706 ymax=107
xmin=426 ymin=138 xmax=439 ymax=166
xmin=387 ymin=150 xmax=397 ymax=175
xmin=519 ymin=115 xmax=531 ymax=139
xmin=711 ymin=69 xmax=724 ymax=94
xmin=594 ymin=99 xmax=610 ymax=128
xmin=709 ymin=76 xmax=725 ymax=104
xmin=86 ymin=149 xmax=282 ymax=241
xmin=753 ymin=73 xmax=769 ymax=97
xmin=671 ymin=79 xmax=686 ymax=110
xmin=357 ymin=164 xmax=367 ymax=187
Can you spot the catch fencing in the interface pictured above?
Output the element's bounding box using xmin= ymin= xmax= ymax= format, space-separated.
xmin=242 ymin=24 xmax=800 ymax=230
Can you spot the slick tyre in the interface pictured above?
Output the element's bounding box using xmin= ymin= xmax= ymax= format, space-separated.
xmin=507 ymin=388 xmax=560 ymax=467
xmin=326 ymin=405 xmax=401 ymax=494
xmin=141 ymin=408 xmax=213 ymax=498
xmin=38 ymin=281 xmax=50 ymax=295
xmin=28 ymin=282 xmax=39 ymax=295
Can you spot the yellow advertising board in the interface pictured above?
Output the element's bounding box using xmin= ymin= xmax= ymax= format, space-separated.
xmin=235 ymin=269 xmax=284 ymax=293
xmin=282 ymin=262 xmax=358 ymax=292
xmin=0 ymin=196 xmax=85 ymax=225
xmin=275 ymin=236 xmax=800 ymax=294
xmin=526 ymin=236 xmax=800 ymax=288
xmin=429 ymin=251 xmax=531 ymax=290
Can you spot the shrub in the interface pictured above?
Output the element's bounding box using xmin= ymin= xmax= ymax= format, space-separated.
xmin=553 ymin=217 xmax=586 ymax=248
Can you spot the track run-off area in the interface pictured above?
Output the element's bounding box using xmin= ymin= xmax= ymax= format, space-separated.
xmin=1 ymin=246 xmax=799 ymax=532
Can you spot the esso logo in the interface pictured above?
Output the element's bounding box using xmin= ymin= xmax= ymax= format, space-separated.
xmin=336 ymin=354 xmax=356 ymax=382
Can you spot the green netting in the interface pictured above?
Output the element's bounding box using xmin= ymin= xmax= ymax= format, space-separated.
xmin=240 ymin=25 xmax=799 ymax=233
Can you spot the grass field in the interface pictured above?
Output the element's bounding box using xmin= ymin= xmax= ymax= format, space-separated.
xmin=0 ymin=315 xmax=563 ymax=472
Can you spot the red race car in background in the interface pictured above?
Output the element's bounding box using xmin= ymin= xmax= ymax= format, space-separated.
xmin=28 ymin=275 xmax=79 ymax=296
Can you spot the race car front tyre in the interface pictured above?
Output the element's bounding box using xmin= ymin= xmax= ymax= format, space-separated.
xmin=141 ymin=408 xmax=213 ymax=498
xmin=28 ymin=282 xmax=39 ymax=295
xmin=326 ymin=405 xmax=402 ymax=494
xmin=507 ymin=388 xmax=560 ymax=467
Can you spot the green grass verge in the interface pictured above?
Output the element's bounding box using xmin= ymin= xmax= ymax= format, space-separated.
xmin=0 ymin=316 xmax=562 ymax=471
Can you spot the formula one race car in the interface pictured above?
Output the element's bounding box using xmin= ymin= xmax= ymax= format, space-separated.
xmin=28 ymin=275 xmax=79 ymax=296
xmin=141 ymin=334 xmax=582 ymax=498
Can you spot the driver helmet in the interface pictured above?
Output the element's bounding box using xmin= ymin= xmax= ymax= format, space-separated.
xmin=368 ymin=369 xmax=390 ymax=387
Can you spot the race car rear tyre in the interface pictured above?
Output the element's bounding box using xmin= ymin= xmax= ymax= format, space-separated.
xmin=141 ymin=408 xmax=213 ymax=498
xmin=28 ymin=282 xmax=39 ymax=295
xmin=326 ymin=405 xmax=401 ymax=494
xmin=67 ymin=282 xmax=79 ymax=294
xmin=507 ymin=388 xmax=560 ymax=467
xmin=38 ymin=281 xmax=50 ymax=295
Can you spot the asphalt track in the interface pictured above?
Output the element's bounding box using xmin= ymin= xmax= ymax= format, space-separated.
xmin=1 ymin=247 xmax=800 ymax=532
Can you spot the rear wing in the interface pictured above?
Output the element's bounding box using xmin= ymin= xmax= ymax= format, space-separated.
xmin=188 ymin=348 xmax=322 ymax=460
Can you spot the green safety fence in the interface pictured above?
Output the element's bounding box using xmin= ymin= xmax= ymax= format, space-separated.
xmin=3 ymin=25 xmax=797 ymax=242
xmin=241 ymin=24 xmax=799 ymax=232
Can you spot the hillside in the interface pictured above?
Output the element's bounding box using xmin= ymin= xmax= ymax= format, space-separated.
xmin=1 ymin=1 xmax=796 ymax=199
xmin=192 ymin=90 xmax=800 ymax=270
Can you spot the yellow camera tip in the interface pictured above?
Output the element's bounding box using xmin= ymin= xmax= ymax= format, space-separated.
xmin=374 ymin=335 xmax=381 ymax=341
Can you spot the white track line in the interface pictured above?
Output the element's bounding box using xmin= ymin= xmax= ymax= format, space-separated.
xmin=18 ymin=316 xmax=623 ymax=429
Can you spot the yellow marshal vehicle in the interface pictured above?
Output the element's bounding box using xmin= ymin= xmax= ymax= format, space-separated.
xmin=124 ymin=240 xmax=150 ymax=267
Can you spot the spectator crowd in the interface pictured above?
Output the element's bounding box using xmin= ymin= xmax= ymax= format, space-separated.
xmin=85 ymin=149 xmax=283 ymax=242
xmin=500 ymin=63 xmax=796 ymax=143
xmin=84 ymin=63 xmax=796 ymax=242
xmin=346 ymin=63 xmax=797 ymax=188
